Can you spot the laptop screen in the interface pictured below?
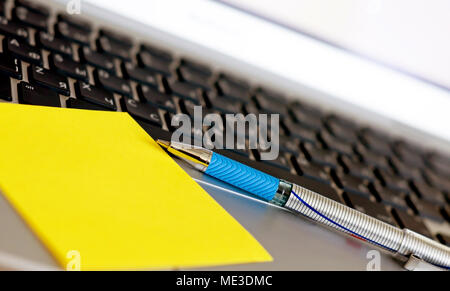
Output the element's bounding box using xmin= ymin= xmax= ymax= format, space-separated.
xmin=220 ymin=0 xmax=450 ymax=91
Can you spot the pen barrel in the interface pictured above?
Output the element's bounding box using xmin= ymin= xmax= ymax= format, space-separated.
xmin=204 ymin=152 xmax=280 ymax=201
xmin=286 ymin=184 xmax=450 ymax=268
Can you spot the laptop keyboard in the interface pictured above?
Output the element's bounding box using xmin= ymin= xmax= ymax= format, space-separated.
xmin=1 ymin=0 xmax=449 ymax=245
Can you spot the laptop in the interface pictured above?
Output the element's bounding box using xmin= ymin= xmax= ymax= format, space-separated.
xmin=0 ymin=0 xmax=449 ymax=271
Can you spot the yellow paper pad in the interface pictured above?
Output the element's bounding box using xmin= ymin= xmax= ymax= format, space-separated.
xmin=0 ymin=103 xmax=271 ymax=270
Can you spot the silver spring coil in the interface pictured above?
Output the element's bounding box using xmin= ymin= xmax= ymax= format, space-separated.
xmin=286 ymin=184 xmax=450 ymax=268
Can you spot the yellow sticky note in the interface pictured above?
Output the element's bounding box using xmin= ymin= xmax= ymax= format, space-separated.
xmin=0 ymin=103 xmax=271 ymax=270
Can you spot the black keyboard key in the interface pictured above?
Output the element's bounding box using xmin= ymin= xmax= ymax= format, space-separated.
xmin=56 ymin=21 xmax=90 ymax=45
xmin=16 ymin=0 xmax=50 ymax=16
xmin=0 ymin=54 xmax=22 ymax=79
xmin=66 ymin=98 xmax=112 ymax=111
xmin=141 ymin=43 xmax=172 ymax=61
xmin=0 ymin=17 xmax=29 ymax=40
xmin=258 ymin=152 xmax=290 ymax=171
xmin=0 ymin=74 xmax=12 ymax=101
xmin=389 ymin=156 xmax=424 ymax=182
xmin=209 ymin=95 xmax=242 ymax=114
xmin=121 ymin=62 xmax=159 ymax=88
xmin=37 ymin=32 xmax=72 ymax=56
xmin=18 ymin=82 xmax=60 ymax=107
xmin=80 ymin=46 xmax=115 ymax=72
xmin=282 ymin=119 xmax=317 ymax=144
xmin=138 ymin=51 xmax=172 ymax=76
xmin=279 ymin=135 xmax=301 ymax=155
xmin=99 ymin=28 xmax=133 ymax=48
xmin=51 ymin=53 xmax=88 ymax=81
xmin=28 ymin=65 xmax=69 ymax=95
xmin=409 ymin=196 xmax=445 ymax=223
xmin=94 ymin=69 xmax=132 ymax=97
xmin=392 ymin=208 xmax=433 ymax=238
xmin=375 ymin=168 xmax=410 ymax=194
xmin=292 ymin=157 xmax=330 ymax=185
xmin=97 ymin=36 xmax=131 ymax=60
xmin=302 ymin=143 xmax=338 ymax=168
xmin=339 ymin=156 xmax=375 ymax=181
xmin=359 ymin=128 xmax=394 ymax=156
xmin=373 ymin=183 xmax=409 ymax=210
xmin=122 ymin=98 xmax=162 ymax=127
xmin=427 ymin=152 xmax=450 ymax=176
xmin=326 ymin=116 xmax=359 ymax=143
xmin=5 ymin=37 xmax=42 ymax=65
xmin=289 ymin=106 xmax=324 ymax=130
xmin=423 ymin=169 xmax=450 ymax=192
xmin=216 ymin=76 xmax=250 ymax=102
xmin=13 ymin=6 xmax=48 ymax=31
xmin=253 ymin=93 xmax=289 ymax=116
xmin=411 ymin=181 xmax=446 ymax=204
xmin=437 ymin=234 xmax=450 ymax=247
xmin=343 ymin=192 xmax=395 ymax=226
xmin=167 ymin=80 xmax=203 ymax=104
xmin=178 ymin=98 xmax=198 ymax=118
xmin=75 ymin=82 xmax=116 ymax=110
xmin=394 ymin=142 xmax=426 ymax=168
xmin=334 ymin=171 xmax=371 ymax=197
xmin=178 ymin=65 xmax=212 ymax=89
xmin=319 ymin=131 xmax=354 ymax=157
xmin=356 ymin=144 xmax=391 ymax=170
xmin=58 ymin=14 xmax=91 ymax=32
xmin=138 ymin=84 xmax=176 ymax=113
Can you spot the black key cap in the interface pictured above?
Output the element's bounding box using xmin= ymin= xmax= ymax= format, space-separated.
xmin=339 ymin=156 xmax=375 ymax=181
xmin=253 ymin=94 xmax=289 ymax=116
xmin=302 ymin=142 xmax=338 ymax=168
xmin=5 ymin=37 xmax=42 ymax=65
xmin=122 ymin=98 xmax=162 ymax=127
xmin=99 ymin=28 xmax=133 ymax=48
xmin=292 ymin=157 xmax=330 ymax=185
xmin=326 ymin=116 xmax=359 ymax=143
xmin=18 ymin=82 xmax=60 ymax=107
xmin=209 ymin=95 xmax=242 ymax=114
xmin=178 ymin=65 xmax=212 ymax=89
xmin=394 ymin=142 xmax=426 ymax=168
xmin=0 ymin=17 xmax=29 ymax=40
xmin=375 ymin=168 xmax=410 ymax=194
xmin=75 ymin=82 xmax=116 ymax=110
xmin=138 ymin=84 xmax=176 ymax=113
xmin=258 ymin=151 xmax=290 ymax=171
xmin=138 ymin=51 xmax=172 ymax=75
xmin=58 ymin=14 xmax=91 ymax=32
xmin=389 ymin=156 xmax=424 ymax=182
xmin=56 ymin=21 xmax=90 ymax=45
xmin=0 ymin=54 xmax=22 ymax=79
xmin=289 ymin=106 xmax=324 ymax=130
xmin=319 ymin=131 xmax=354 ymax=156
xmin=28 ymin=65 xmax=69 ymax=95
xmin=80 ymin=46 xmax=115 ymax=72
xmin=181 ymin=59 xmax=212 ymax=76
xmin=121 ymin=62 xmax=159 ymax=88
xmin=16 ymin=0 xmax=50 ymax=16
xmin=423 ymin=169 xmax=450 ymax=192
xmin=51 ymin=53 xmax=88 ymax=81
xmin=344 ymin=192 xmax=396 ymax=225
xmin=66 ymin=98 xmax=112 ymax=111
xmin=334 ymin=171 xmax=371 ymax=197
xmin=178 ymin=98 xmax=199 ymax=118
xmin=140 ymin=43 xmax=173 ymax=61
xmin=409 ymin=196 xmax=445 ymax=223
xmin=437 ymin=234 xmax=450 ymax=247
xmin=411 ymin=181 xmax=446 ymax=204
xmin=216 ymin=76 xmax=250 ymax=101
xmin=373 ymin=183 xmax=409 ymax=210
xmin=97 ymin=36 xmax=131 ymax=60
xmin=359 ymin=128 xmax=394 ymax=156
xmin=356 ymin=144 xmax=391 ymax=171
xmin=427 ymin=152 xmax=450 ymax=177
xmin=13 ymin=6 xmax=48 ymax=31
xmin=282 ymin=119 xmax=317 ymax=144
xmin=0 ymin=74 xmax=12 ymax=101
xmin=167 ymin=80 xmax=203 ymax=103
xmin=37 ymin=32 xmax=72 ymax=56
xmin=392 ymin=208 xmax=433 ymax=238
xmin=279 ymin=135 xmax=301 ymax=155
xmin=94 ymin=69 xmax=132 ymax=97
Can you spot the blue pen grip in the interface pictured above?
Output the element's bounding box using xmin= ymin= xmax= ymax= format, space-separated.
xmin=205 ymin=152 xmax=280 ymax=201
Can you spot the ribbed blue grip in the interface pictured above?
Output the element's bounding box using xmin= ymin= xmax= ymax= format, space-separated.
xmin=205 ymin=152 xmax=279 ymax=201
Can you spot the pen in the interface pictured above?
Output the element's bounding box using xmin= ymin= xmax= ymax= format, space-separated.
xmin=157 ymin=140 xmax=450 ymax=269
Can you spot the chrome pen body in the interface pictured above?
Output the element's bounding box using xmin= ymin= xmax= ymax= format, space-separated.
xmin=157 ymin=140 xmax=450 ymax=269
